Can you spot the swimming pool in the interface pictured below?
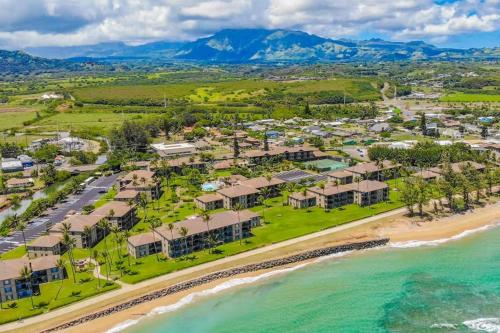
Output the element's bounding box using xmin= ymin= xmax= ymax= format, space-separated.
xmin=201 ymin=181 xmax=223 ymax=192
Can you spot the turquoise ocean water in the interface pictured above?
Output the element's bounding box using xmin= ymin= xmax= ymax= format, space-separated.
xmin=120 ymin=225 xmax=500 ymax=333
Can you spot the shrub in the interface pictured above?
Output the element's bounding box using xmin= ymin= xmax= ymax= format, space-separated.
xmin=71 ymin=290 xmax=82 ymax=297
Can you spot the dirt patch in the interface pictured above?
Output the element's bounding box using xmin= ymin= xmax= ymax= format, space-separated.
xmin=0 ymin=106 xmax=35 ymax=113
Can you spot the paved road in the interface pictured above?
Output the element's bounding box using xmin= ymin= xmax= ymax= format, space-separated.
xmin=0 ymin=173 xmax=120 ymax=254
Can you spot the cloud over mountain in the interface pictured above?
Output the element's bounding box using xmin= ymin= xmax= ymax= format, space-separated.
xmin=0 ymin=0 xmax=498 ymax=49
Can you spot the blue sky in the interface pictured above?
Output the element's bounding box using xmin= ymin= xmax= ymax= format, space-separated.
xmin=0 ymin=0 xmax=498 ymax=49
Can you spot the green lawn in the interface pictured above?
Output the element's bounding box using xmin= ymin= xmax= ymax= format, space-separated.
xmin=0 ymin=262 xmax=118 ymax=324
xmin=0 ymin=244 xmax=27 ymax=259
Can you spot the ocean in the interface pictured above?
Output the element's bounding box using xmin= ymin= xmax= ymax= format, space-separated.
xmin=116 ymin=224 xmax=500 ymax=333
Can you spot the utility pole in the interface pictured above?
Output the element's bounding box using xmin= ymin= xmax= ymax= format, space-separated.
xmin=343 ymin=90 xmax=346 ymax=105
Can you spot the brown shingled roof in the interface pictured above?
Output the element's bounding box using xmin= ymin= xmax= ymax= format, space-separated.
xmin=121 ymin=170 xmax=155 ymax=182
xmin=155 ymin=210 xmax=259 ymax=241
xmin=217 ymin=185 xmax=259 ymax=198
xmin=51 ymin=214 xmax=103 ymax=233
xmin=127 ymin=233 xmax=159 ymax=247
xmin=327 ymin=170 xmax=354 ymax=178
xmin=354 ymin=180 xmax=388 ymax=193
xmin=29 ymin=235 xmax=62 ymax=248
xmin=92 ymin=201 xmax=135 ymax=218
xmin=289 ymin=191 xmax=315 ymax=200
xmin=0 ymin=255 xmax=60 ymax=281
xmin=308 ymin=183 xmax=354 ymax=196
xmin=114 ymin=190 xmax=139 ymax=200
xmin=239 ymin=176 xmax=285 ymax=189
xmin=195 ymin=193 xmax=224 ymax=203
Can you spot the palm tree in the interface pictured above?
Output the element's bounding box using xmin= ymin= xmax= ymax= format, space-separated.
xmin=20 ymin=265 xmax=34 ymax=309
xmin=318 ymin=182 xmax=326 ymax=211
xmin=101 ymin=251 xmax=110 ymax=281
xmin=200 ymin=210 xmax=212 ymax=252
xmin=61 ymin=232 xmax=77 ymax=283
xmin=14 ymin=217 xmax=28 ymax=256
xmin=233 ymin=203 xmax=244 ymax=245
xmin=54 ymin=258 xmax=65 ymax=300
xmin=257 ymin=195 xmax=265 ymax=221
xmin=259 ymin=186 xmax=270 ymax=220
xmin=92 ymin=250 xmax=102 ymax=287
xmin=138 ymin=192 xmax=149 ymax=219
xmin=83 ymin=226 xmax=93 ymax=261
xmin=97 ymin=219 xmax=112 ymax=270
xmin=147 ymin=217 xmax=162 ymax=261
xmin=178 ymin=226 xmax=189 ymax=258
xmin=123 ymin=230 xmax=132 ymax=267
xmin=167 ymin=223 xmax=175 ymax=240
xmin=110 ymin=225 xmax=121 ymax=260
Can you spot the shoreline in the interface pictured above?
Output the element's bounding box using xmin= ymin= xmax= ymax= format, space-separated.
xmin=1 ymin=201 xmax=499 ymax=333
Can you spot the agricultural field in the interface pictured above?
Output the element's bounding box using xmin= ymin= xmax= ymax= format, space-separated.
xmin=32 ymin=110 xmax=162 ymax=133
xmin=71 ymin=78 xmax=381 ymax=105
xmin=440 ymin=92 xmax=500 ymax=102
xmin=0 ymin=108 xmax=40 ymax=131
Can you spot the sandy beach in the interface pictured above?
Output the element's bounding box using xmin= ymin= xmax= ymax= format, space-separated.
xmin=2 ymin=200 xmax=499 ymax=333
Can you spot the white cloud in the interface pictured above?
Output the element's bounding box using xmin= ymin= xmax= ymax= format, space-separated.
xmin=0 ymin=0 xmax=497 ymax=48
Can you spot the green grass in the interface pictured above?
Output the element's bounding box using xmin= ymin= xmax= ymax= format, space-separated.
xmin=93 ymin=186 xmax=118 ymax=208
xmin=0 ymin=262 xmax=118 ymax=324
xmin=33 ymin=111 xmax=162 ymax=132
xmin=440 ymin=92 xmax=500 ymax=102
xmin=0 ymin=245 xmax=27 ymax=259
xmin=0 ymin=110 xmax=39 ymax=130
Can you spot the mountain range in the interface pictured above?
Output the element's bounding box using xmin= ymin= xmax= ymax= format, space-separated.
xmin=1 ymin=29 xmax=498 ymax=73
xmin=26 ymin=29 xmax=499 ymax=62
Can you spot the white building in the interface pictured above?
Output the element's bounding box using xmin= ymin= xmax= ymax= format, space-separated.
xmin=57 ymin=137 xmax=85 ymax=152
xmin=151 ymin=142 xmax=196 ymax=158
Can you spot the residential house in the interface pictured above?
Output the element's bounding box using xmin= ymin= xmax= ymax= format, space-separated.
xmin=155 ymin=210 xmax=260 ymax=258
xmin=0 ymin=256 xmax=64 ymax=302
xmin=429 ymin=161 xmax=485 ymax=175
xmin=27 ymin=235 xmax=65 ymax=257
xmin=352 ymin=180 xmax=389 ymax=206
xmin=245 ymin=146 xmax=317 ymax=164
xmin=194 ymin=193 xmax=224 ymax=210
xmin=114 ymin=190 xmax=140 ymax=203
xmin=92 ymin=201 xmax=138 ymax=231
xmin=217 ymin=185 xmax=259 ymax=209
xmin=308 ymin=180 xmax=388 ymax=209
xmin=288 ymin=192 xmax=317 ymax=209
xmin=49 ymin=214 xmax=104 ymax=248
xmin=308 ymin=184 xmax=354 ymax=209
xmin=119 ymin=170 xmax=162 ymax=199
xmin=345 ymin=160 xmax=399 ymax=181
xmin=164 ymin=156 xmax=207 ymax=174
xmin=6 ymin=177 xmax=34 ymax=190
xmin=239 ymin=176 xmax=285 ymax=198
xmin=127 ymin=233 xmax=162 ymax=258
xmin=326 ymin=170 xmax=353 ymax=185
